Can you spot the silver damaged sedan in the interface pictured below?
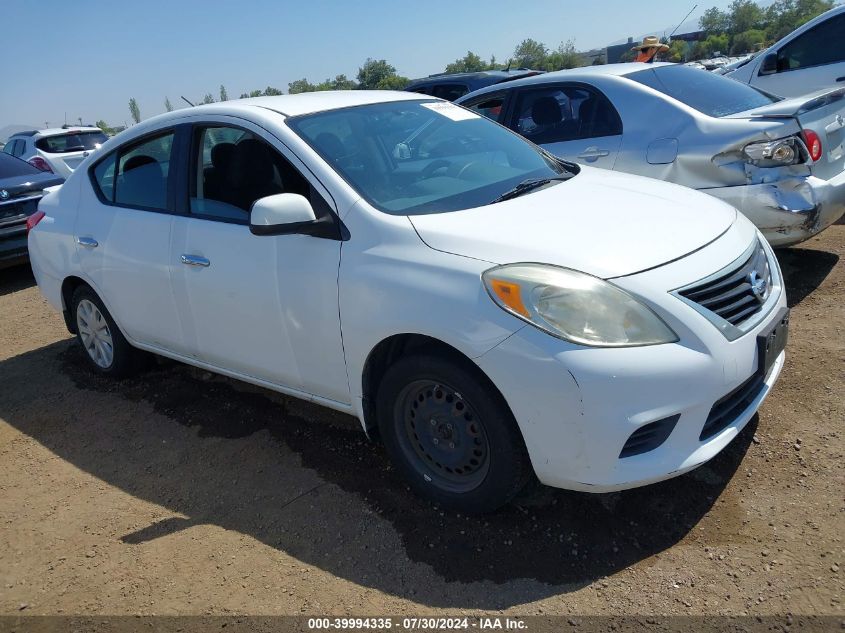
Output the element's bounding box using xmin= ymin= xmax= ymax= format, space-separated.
xmin=457 ymin=63 xmax=845 ymax=247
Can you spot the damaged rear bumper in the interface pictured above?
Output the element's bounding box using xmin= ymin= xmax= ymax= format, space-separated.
xmin=701 ymin=173 xmax=845 ymax=247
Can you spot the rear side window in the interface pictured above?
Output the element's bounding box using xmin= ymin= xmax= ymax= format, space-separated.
xmin=36 ymin=131 xmax=107 ymax=153
xmin=462 ymin=95 xmax=507 ymax=122
xmin=431 ymin=84 xmax=470 ymax=101
xmin=92 ymin=132 xmax=174 ymax=210
xmin=510 ymin=85 xmax=622 ymax=144
xmin=628 ymin=64 xmax=778 ymax=117
xmin=777 ymin=13 xmax=845 ymax=71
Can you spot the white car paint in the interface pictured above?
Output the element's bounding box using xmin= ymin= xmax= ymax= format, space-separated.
xmin=3 ymin=127 xmax=107 ymax=178
xmin=28 ymin=91 xmax=787 ymax=499
xmin=724 ymin=6 xmax=845 ymax=98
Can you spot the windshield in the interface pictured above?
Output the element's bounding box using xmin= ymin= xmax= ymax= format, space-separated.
xmin=288 ymin=100 xmax=573 ymax=215
xmin=0 ymin=152 xmax=42 ymax=178
xmin=35 ymin=131 xmax=107 ymax=154
xmin=627 ymin=64 xmax=779 ymax=117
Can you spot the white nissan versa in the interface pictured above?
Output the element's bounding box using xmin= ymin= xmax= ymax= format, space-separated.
xmin=27 ymin=92 xmax=789 ymax=513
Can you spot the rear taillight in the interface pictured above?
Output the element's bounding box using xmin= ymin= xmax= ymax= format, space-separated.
xmin=28 ymin=157 xmax=54 ymax=173
xmin=801 ymin=130 xmax=822 ymax=162
xmin=26 ymin=210 xmax=45 ymax=234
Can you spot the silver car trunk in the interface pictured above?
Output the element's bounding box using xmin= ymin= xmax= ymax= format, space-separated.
xmin=727 ymin=87 xmax=845 ymax=181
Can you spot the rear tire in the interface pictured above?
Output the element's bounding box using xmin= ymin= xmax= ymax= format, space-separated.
xmin=376 ymin=353 xmax=531 ymax=513
xmin=71 ymin=285 xmax=144 ymax=378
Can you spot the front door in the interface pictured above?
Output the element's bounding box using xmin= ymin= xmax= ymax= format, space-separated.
xmin=169 ymin=119 xmax=349 ymax=404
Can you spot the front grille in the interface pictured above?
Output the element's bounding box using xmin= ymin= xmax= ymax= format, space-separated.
xmin=619 ymin=414 xmax=680 ymax=458
xmin=679 ymin=241 xmax=771 ymax=326
xmin=700 ymin=373 xmax=765 ymax=441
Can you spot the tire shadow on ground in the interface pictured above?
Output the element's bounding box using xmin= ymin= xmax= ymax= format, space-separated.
xmin=0 ymin=339 xmax=758 ymax=608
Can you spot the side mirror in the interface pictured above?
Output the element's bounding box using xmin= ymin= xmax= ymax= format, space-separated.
xmin=759 ymin=52 xmax=778 ymax=76
xmin=250 ymin=193 xmax=330 ymax=237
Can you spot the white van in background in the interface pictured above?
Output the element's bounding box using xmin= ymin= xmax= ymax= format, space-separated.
xmin=724 ymin=5 xmax=845 ymax=98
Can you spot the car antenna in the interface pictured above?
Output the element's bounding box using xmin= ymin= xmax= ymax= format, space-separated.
xmin=669 ymin=3 xmax=697 ymax=40
xmin=181 ymin=96 xmax=196 ymax=107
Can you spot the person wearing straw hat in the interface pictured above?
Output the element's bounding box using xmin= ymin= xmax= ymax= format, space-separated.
xmin=633 ymin=36 xmax=670 ymax=63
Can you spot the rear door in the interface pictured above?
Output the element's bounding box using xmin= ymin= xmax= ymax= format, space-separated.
xmin=75 ymin=128 xmax=185 ymax=352
xmin=505 ymin=83 xmax=622 ymax=168
xmin=751 ymin=11 xmax=845 ymax=97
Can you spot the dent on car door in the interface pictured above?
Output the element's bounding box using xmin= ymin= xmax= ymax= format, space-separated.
xmin=507 ymin=84 xmax=623 ymax=168
xmin=75 ymin=129 xmax=184 ymax=351
xmin=169 ymin=122 xmax=348 ymax=403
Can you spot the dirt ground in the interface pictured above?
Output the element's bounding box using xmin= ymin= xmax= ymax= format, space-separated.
xmin=0 ymin=228 xmax=842 ymax=618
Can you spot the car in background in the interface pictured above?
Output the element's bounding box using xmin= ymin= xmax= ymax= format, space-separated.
xmin=457 ymin=62 xmax=845 ymax=247
xmin=3 ymin=127 xmax=107 ymax=178
xmin=723 ymin=5 xmax=845 ymax=97
xmin=29 ymin=91 xmax=787 ymax=512
xmin=405 ymin=68 xmax=542 ymax=101
xmin=0 ymin=153 xmax=64 ymax=269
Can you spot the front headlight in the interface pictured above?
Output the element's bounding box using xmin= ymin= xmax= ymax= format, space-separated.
xmin=482 ymin=264 xmax=678 ymax=347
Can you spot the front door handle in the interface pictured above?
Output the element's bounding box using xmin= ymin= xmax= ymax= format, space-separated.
xmin=180 ymin=254 xmax=210 ymax=267
xmin=577 ymin=147 xmax=610 ymax=162
xmin=76 ymin=236 xmax=98 ymax=248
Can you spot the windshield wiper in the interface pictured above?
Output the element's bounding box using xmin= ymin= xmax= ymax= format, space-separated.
xmin=491 ymin=176 xmax=570 ymax=204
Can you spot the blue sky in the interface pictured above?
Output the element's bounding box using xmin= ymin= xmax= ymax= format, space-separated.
xmin=0 ymin=0 xmax=738 ymax=128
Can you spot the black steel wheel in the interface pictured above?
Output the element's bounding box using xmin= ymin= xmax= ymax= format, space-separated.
xmin=376 ymin=352 xmax=531 ymax=513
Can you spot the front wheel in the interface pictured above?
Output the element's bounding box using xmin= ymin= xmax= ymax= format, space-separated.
xmin=376 ymin=354 xmax=531 ymax=513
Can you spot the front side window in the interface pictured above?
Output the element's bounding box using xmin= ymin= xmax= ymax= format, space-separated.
xmin=289 ymin=99 xmax=572 ymax=216
xmin=511 ymin=85 xmax=622 ymax=144
xmin=627 ymin=64 xmax=778 ymax=117
xmin=36 ymin=131 xmax=107 ymax=153
xmin=777 ymin=14 xmax=845 ymax=71
xmin=112 ymin=132 xmax=174 ymax=210
xmin=190 ymin=126 xmax=317 ymax=222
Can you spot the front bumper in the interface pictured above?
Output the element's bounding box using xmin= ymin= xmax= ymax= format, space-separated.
xmin=701 ymin=172 xmax=845 ymax=247
xmin=474 ymin=226 xmax=788 ymax=493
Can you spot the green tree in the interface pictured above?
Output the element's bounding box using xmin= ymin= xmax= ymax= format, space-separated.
xmin=262 ymin=86 xmax=283 ymax=96
xmin=357 ymin=58 xmax=398 ymax=89
xmin=543 ymin=40 xmax=583 ymax=71
xmin=700 ymin=6 xmax=730 ymax=32
xmin=512 ymin=38 xmax=548 ymax=68
xmin=727 ymin=0 xmax=765 ymax=32
xmin=288 ymin=78 xmax=317 ymax=94
xmin=128 ymin=98 xmax=141 ymax=124
xmin=444 ymin=51 xmax=488 ymax=74
xmin=375 ymin=75 xmax=410 ymax=90
xmin=164 ymin=96 xmax=174 ymax=112
xmin=201 ymin=93 xmax=215 ymax=104
xmin=730 ymin=28 xmax=767 ymax=53
xmin=667 ymin=40 xmax=688 ymax=62
xmin=219 ymin=85 xmax=228 ymax=101
xmin=95 ymin=120 xmax=114 ymax=135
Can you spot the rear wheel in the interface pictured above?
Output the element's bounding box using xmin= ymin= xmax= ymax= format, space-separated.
xmin=377 ymin=353 xmax=531 ymax=513
xmin=71 ymin=285 xmax=143 ymax=377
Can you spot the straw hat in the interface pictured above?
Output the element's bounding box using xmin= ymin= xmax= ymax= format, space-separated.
xmin=632 ymin=36 xmax=670 ymax=52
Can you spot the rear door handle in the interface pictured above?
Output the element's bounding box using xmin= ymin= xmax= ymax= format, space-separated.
xmin=577 ymin=147 xmax=611 ymax=162
xmin=836 ymin=76 xmax=845 ymax=82
xmin=180 ymin=254 xmax=210 ymax=267
xmin=76 ymin=236 xmax=98 ymax=248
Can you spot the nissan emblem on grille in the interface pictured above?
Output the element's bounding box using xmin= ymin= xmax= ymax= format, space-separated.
xmin=749 ymin=270 xmax=769 ymax=302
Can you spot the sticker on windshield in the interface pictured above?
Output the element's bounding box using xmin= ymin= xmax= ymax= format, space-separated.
xmin=420 ymin=101 xmax=480 ymax=122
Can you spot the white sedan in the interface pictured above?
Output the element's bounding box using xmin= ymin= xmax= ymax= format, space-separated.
xmin=28 ymin=91 xmax=789 ymax=513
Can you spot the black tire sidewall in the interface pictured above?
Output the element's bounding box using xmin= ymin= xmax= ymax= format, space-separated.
xmin=71 ymin=286 xmax=137 ymax=377
xmin=377 ymin=353 xmax=531 ymax=513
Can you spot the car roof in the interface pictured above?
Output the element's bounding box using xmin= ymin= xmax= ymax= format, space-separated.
xmin=10 ymin=127 xmax=103 ymax=139
xmin=455 ymin=63 xmax=670 ymax=100
xmin=214 ymin=90 xmax=429 ymax=118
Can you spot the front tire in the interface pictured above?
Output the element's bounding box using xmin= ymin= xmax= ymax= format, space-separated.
xmin=71 ymin=285 xmax=143 ymax=377
xmin=376 ymin=353 xmax=531 ymax=513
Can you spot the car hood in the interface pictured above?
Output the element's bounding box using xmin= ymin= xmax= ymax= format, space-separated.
xmin=409 ymin=167 xmax=737 ymax=279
